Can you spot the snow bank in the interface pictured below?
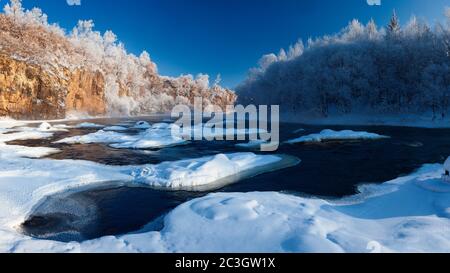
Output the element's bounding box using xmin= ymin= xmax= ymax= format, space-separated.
xmin=87 ymin=164 xmax=449 ymax=253
xmin=0 ymin=143 xmax=449 ymax=252
xmin=56 ymin=123 xmax=188 ymax=149
xmin=0 ymin=118 xmax=27 ymax=130
xmin=131 ymin=153 xmax=298 ymax=190
xmin=0 ymin=122 xmax=67 ymax=142
xmin=152 ymin=169 xmax=450 ymax=253
xmin=286 ymin=129 xmax=388 ymax=144
xmin=0 ymin=149 xmax=297 ymax=252
xmin=0 ymin=143 xmax=59 ymax=158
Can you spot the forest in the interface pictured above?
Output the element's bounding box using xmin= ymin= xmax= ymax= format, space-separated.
xmin=237 ymin=10 xmax=450 ymax=121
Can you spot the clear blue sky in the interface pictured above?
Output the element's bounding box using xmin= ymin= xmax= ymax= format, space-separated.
xmin=18 ymin=0 xmax=450 ymax=88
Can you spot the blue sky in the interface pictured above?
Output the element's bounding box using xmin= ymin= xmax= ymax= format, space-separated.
xmin=17 ymin=0 xmax=450 ymax=88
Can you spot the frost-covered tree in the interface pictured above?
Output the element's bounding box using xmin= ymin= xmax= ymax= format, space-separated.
xmin=237 ymin=8 xmax=450 ymax=121
xmin=387 ymin=10 xmax=401 ymax=34
xmin=0 ymin=0 xmax=234 ymax=116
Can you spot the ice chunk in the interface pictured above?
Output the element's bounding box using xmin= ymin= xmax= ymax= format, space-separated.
xmin=133 ymin=121 xmax=151 ymax=129
xmin=286 ymin=129 xmax=388 ymax=144
xmin=56 ymin=125 xmax=188 ymax=149
xmin=75 ymin=123 xmax=104 ymax=129
xmin=55 ymin=130 xmax=135 ymax=144
xmin=103 ymin=126 xmax=128 ymax=131
xmin=131 ymin=153 xmax=299 ymax=190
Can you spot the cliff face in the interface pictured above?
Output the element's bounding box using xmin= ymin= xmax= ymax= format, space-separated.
xmin=0 ymin=10 xmax=236 ymax=120
xmin=66 ymin=70 xmax=106 ymax=117
xmin=0 ymin=54 xmax=106 ymax=119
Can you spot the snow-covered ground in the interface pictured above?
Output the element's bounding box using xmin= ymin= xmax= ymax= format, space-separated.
xmin=2 ymin=158 xmax=449 ymax=253
xmin=0 ymin=119 xmax=449 ymax=253
xmin=0 ymin=121 xmax=66 ymax=143
xmin=286 ymin=129 xmax=389 ymax=144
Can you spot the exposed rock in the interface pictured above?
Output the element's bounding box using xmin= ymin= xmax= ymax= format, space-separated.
xmin=66 ymin=70 xmax=106 ymax=117
xmin=0 ymin=54 xmax=65 ymax=119
xmin=0 ymin=54 xmax=106 ymax=119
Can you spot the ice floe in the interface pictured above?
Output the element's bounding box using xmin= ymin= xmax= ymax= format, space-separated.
xmin=74 ymin=123 xmax=105 ymax=129
xmin=0 ymin=143 xmax=60 ymax=158
xmin=55 ymin=123 xmax=187 ymax=149
xmin=235 ymin=140 xmax=279 ymax=151
xmin=133 ymin=121 xmax=151 ymax=129
xmin=0 ymin=122 xmax=67 ymax=143
xmin=293 ymin=128 xmax=305 ymax=134
xmin=103 ymin=126 xmax=128 ymax=131
xmin=55 ymin=130 xmax=135 ymax=145
xmin=286 ymin=129 xmax=389 ymax=144
xmin=130 ymin=153 xmax=299 ymax=190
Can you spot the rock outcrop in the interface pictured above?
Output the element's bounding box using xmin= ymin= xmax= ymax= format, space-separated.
xmin=0 ymin=54 xmax=106 ymax=119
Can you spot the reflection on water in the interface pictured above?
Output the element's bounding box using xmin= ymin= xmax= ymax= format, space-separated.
xmin=16 ymin=117 xmax=450 ymax=241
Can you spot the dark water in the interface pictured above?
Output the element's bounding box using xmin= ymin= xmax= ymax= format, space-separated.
xmin=17 ymin=117 xmax=450 ymax=242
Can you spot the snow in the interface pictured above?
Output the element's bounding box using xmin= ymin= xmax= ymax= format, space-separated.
xmin=149 ymin=167 xmax=450 ymax=253
xmin=0 ymin=119 xmax=449 ymax=253
xmin=444 ymin=157 xmax=450 ymax=172
xmin=10 ymin=162 xmax=444 ymax=253
xmin=0 ymin=118 xmax=27 ymax=130
xmin=286 ymin=129 xmax=389 ymax=144
xmin=55 ymin=123 xmax=188 ymax=149
xmin=0 ymin=130 xmax=449 ymax=252
xmin=130 ymin=153 xmax=297 ymax=190
xmin=74 ymin=123 xmax=104 ymax=129
xmin=0 ymin=122 xmax=67 ymax=143
xmin=0 ymin=144 xmax=296 ymax=252
xmin=0 ymin=143 xmax=60 ymax=158
xmin=0 ymin=131 xmax=53 ymax=143
xmin=180 ymin=124 xmax=268 ymax=139
xmin=236 ymin=140 xmax=279 ymax=150
xmin=54 ymin=130 xmax=135 ymax=145
xmin=103 ymin=126 xmax=128 ymax=131
xmin=133 ymin=121 xmax=151 ymax=129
